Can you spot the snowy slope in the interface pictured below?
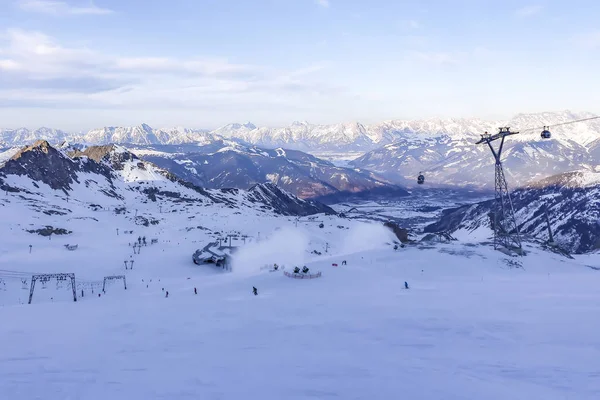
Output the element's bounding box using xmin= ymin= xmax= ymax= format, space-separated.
xmin=424 ymin=169 xmax=600 ymax=254
xmin=0 ymin=196 xmax=599 ymax=399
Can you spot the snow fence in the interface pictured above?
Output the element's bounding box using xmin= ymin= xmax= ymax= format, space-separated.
xmin=284 ymin=271 xmax=322 ymax=279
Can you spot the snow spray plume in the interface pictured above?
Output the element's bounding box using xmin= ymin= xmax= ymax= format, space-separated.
xmin=339 ymin=222 xmax=397 ymax=255
xmin=232 ymin=228 xmax=310 ymax=274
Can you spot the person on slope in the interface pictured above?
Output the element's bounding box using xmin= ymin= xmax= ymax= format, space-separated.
xmin=252 ymin=287 xmax=258 ymax=296
xmin=194 ymin=287 xmax=197 ymax=295
xmin=404 ymin=281 xmax=409 ymax=290
xmin=165 ymin=291 xmax=169 ymax=298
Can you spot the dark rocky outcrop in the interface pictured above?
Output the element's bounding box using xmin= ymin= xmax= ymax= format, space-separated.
xmin=383 ymin=221 xmax=411 ymax=243
xmin=246 ymin=183 xmax=335 ymax=216
xmin=27 ymin=226 xmax=72 ymax=236
xmin=3 ymin=141 xmax=80 ymax=193
xmin=1 ymin=140 xmax=118 ymax=195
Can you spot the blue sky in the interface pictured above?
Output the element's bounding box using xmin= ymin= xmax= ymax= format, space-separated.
xmin=0 ymin=0 xmax=599 ymax=131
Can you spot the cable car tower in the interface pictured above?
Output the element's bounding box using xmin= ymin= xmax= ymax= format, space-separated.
xmin=476 ymin=127 xmax=523 ymax=255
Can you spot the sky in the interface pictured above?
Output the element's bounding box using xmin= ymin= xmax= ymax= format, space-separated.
xmin=0 ymin=0 xmax=599 ymax=131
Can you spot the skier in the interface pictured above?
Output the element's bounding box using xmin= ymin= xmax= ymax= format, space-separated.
xmin=165 ymin=291 xmax=169 ymax=298
xmin=342 ymin=260 xmax=347 ymax=265
xmin=252 ymin=286 xmax=258 ymax=296
xmin=81 ymin=289 xmax=84 ymax=298
xmin=142 ymin=236 xmax=147 ymax=246
xmin=404 ymin=281 xmax=409 ymax=289
xmin=194 ymin=287 xmax=197 ymax=295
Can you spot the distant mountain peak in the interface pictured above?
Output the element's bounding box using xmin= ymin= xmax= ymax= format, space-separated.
xmin=291 ymin=120 xmax=310 ymax=127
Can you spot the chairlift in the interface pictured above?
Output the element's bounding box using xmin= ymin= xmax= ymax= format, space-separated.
xmin=417 ymin=172 xmax=425 ymax=185
xmin=541 ymin=126 xmax=551 ymax=139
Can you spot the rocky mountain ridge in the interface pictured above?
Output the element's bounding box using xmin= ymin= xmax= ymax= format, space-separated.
xmin=0 ymin=141 xmax=334 ymax=217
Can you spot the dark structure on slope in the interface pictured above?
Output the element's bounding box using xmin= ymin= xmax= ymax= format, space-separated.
xmin=476 ymin=128 xmax=523 ymax=254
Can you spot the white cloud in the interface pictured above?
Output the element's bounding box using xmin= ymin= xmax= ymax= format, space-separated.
xmin=17 ymin=0 xmax=113 ymax=16
xmin=0 ymin=59 xmax=21 ymax=70
xmin=315 ymin=0 xmax=329 ymax=8
xmin=0 ymin=28 xmax=340 ymax=115
xmin=572 ymin=31 xmax=600 ymax=49
xmin=515 ymin=5 xmax=543 ymax=18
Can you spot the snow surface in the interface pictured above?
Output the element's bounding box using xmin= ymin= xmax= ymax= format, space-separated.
xmin=0 ymin=147 xmax=20 ymax=165
xmin=0 ymin=173 xmax=599 ymax=399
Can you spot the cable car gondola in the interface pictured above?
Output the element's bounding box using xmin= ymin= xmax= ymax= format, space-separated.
xmin=541 ymin=126 xmax=551 ymax=139
xmin=417 ymin=172 xmax=425 ymax=185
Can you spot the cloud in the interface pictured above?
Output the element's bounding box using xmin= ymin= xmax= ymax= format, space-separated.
xmin=572 ymin=31 xmax=600 ymax=49
xmin=17 ymin=0 xmax=113 ymax=16
xmin=315 ymin=0 xmax=329 ymax=8
xmin=0 ymin=28 xmax=340 ymax=112
xmin=515 ymin=5 xmax=543 ymax=18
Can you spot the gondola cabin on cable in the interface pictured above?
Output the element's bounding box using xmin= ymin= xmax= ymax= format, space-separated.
xmin=417 ymin=173 xmax=425 ymax=185
xmin=541 ymin=126 xmax=551 ymax=139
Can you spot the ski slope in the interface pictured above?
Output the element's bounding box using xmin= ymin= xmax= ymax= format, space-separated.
xmin=1 ymin=192 xmax=599 ymax=399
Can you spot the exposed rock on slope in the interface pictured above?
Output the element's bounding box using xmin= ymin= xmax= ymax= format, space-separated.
xmin=1 ymin=140 xmax=115 ymax=194
xmin=0 ymin=142 xmax=334 ymax=218
xmin=245 ymin=183 xmax=334 ymax=216
xmin=129 ymin=142 xmax=408 ymax=200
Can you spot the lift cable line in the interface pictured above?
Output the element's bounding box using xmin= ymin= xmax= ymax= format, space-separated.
xmin=516 ymin=115 xmax=600 ymax=135
xmin=413 ymin=114 xmax=600 ymax=184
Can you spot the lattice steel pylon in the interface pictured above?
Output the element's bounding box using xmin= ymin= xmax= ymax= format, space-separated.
xmin=476 ymin=127 xmax=523 ymax=254
xmin=29 ymin=273 xmax=77 ymax=304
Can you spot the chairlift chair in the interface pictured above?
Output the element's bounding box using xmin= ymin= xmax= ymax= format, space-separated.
xmin=417 ymin=173 xmax=425 ymax=185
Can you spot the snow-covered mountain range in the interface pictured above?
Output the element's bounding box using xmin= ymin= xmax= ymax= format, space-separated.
xmin=0 ymin=141 xmax=334 ymax=218
xmin=2 ymin=110 xmax=598 ymax=189
xmin=125 ymin=141 xmax=408 ymax=200
xmin=351 ymin=111 xmax=600 ymax=188
xmin=2 ymin=110 xmax=597 ymax=151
